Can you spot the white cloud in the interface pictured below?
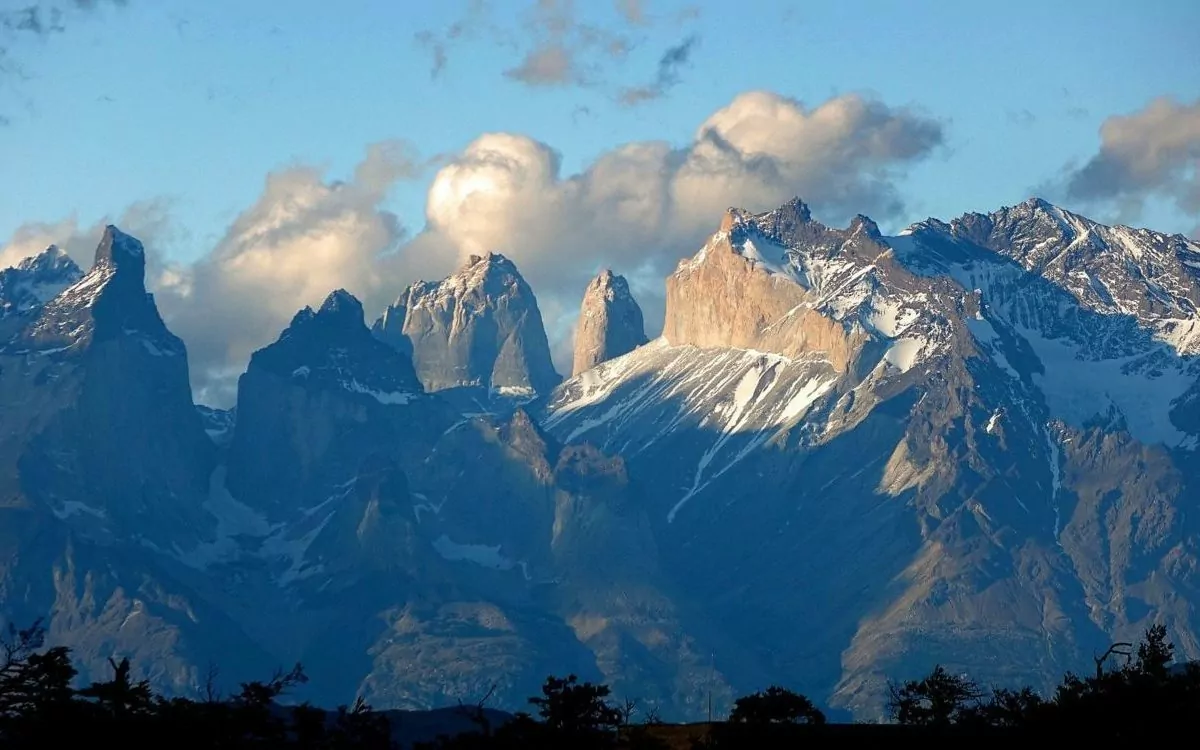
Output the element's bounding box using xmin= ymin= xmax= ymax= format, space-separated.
xmin=4 ymin=91 xmax=943 ymax=405
xmin=151 ymin=140 xmax=427 ymax=406
xmin=1065 ymin=96 xmax=1200 ymax=220
xmin=419 ymin=90 xmax=943 ymax=374
xmin=0 ymin=199 xmax=175 ymax=271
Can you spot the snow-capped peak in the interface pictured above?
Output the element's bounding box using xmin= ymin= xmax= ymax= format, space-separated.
xmin=0 ymin=246 xmax=84 ymax=317
xmin=2 ymin=227 xmax=184 ymax=358
xmin=399 ymin=251 xmax=532 ymax=315
xmin=926 ymin=198 xmax=1200 ymax=354
xmin=15 ymin=244 xmax=75 ymax=272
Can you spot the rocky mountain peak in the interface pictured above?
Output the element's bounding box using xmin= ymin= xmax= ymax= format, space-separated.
xmin=849 ymin=214 xmax=883 ymax=240
xmin=572 ymin=269 xmax=647 ymax=376
xmin=0 ymin=226 xmax=214 ymax=552
xmin=5 ymin=227 xmax=179 ymax=355
xmin=0 ymin=245 xmax=83 ymax=317
xmin=315 ymin=288 xmax=366 ymax=328
xmin=228 ymin=290 xmax=430 ymax=522
xmin=917 ymin=197 xmax=1200 ymax=354
xmin=94 ymin=224 xmax=146 ymax=274
xmin=720 ymin=197 xmax=814 ymax=237
xmin=372 ymin=253 xmax=560 ymax=397
xmin=17 ymin=244 xmax=76 ymax=272
xmin=259 ymin=289 xmax=421 ymax=395
xmin=664 ymin=199 xmax=946 ymax=372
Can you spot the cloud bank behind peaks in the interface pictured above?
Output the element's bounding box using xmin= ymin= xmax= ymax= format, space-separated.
xmin=422 ymin=90 xmax=943 ymax=371
xmin=186 ymin=90 xmax=944 ymax=401
xmin=2 ymin=90 xmax=944 ymax=407
xmin=1065 ymin=96 xmax=1200 ymax=221
xmin=154 ymin=140 xmax=427 ymax=407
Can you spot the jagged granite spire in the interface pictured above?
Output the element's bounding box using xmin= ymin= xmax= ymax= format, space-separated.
xmin=94 ymin=224 xmax=145 ymax=268
xmin=571 ymin=270 xmax=647 ymax=376
xmin=373 ymin=252 xmax=561 ymax=397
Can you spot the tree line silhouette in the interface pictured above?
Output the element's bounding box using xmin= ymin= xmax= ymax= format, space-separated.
xmin=0 ymin=618 xmax=1196 ymax=748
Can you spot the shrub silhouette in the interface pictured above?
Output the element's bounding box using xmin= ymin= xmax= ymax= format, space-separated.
xmin=728 ymin=686 xmax=825 ymax=725
xmin=0 ymin=619 xmax=1195 ymax=746
xmin=887 ymin=665 xmax=983 ymax=725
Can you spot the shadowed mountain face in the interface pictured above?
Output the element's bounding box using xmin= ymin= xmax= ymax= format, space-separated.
xmin=0 ymin=228 xmax=271 ymax=694
xmin=3 ymin=202 xmax=1200 ymax=720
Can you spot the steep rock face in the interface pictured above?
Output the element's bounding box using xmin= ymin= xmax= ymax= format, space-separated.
xmin=398 ymin=408 xmax=739 ymax=716
xmin=215 ymin=290 xmax=720 ymax=715
xmin=226 ymin=288 xmax=438 ymax=521
xmin=571 ymin=270 xmax=647 ymax=376
xmin=0 ymin=228 xmax=267 ymax=694
xmin=661 ymin=198 xmax=964 ymax=374
xmin=0 ymin=226 xmax=214 ymax=548
xmin=373 ymin=253 xmax=560 ymax=398
xmin=0 ymin=509 xmax=275 ymax=696
xmin=545 ymin=198 xmax=1200 ymax=719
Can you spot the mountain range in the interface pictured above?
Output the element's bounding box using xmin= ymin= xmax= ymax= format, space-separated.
xmin=2 ymin=198 xmax=1200 ymax=721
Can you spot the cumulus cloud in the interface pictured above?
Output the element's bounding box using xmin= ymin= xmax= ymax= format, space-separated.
xmin=151 ymin=141 xmax=430 ymax=406
xmin=419 ymin=90 xmax=943 ymax=371
xmin=4 ymin=90 xmax=943 ymax=405
xmin=0 ymin=199 xmax=173 ymax=270
xmin=670 ymin=91 xmax=944 ymax=227
xmin=1064 ymin=97 xmax=1200 ymax=220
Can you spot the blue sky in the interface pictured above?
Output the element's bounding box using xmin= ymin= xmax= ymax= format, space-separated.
xmin=3 ymin=0 xmax=1197 ymax=256
xmin=2 ymin=0 xmax=1199 ymax=403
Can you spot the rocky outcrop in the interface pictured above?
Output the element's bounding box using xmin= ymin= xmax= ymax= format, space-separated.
xmin=8 ymin=201 xmax=1200 ymax=722
xmin=571 ymin=270 xmax=647 ymax=376
xmin=373 ymin=253 xmax=560 ymax=397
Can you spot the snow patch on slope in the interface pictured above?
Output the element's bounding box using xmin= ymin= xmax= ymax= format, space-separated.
xmin=883 ymin=338 xmax=924 ymax=373
xmin=1020 ymin=326 xmax=1191 ymax=446
xmin=432 ymin=535 xmax=531 ymax=580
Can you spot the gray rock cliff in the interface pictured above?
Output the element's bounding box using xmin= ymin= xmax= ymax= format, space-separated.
xmin=372 ymin=253 xmax=561 ymax=398
xmin=571 ymin=270 xmax=647 ymax=376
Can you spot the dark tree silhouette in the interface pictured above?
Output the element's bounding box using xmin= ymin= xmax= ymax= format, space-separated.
xmin=527 ymin=674 xmax=621 ymax=736
xmin=887 ymin=665 xmax=983 ymax=726
xmin=728 ymin=686 xmax=825 ymax=725
xmin=1134 ymin=624 xmax=1173 ymax=679
xmin=80 ymin=657 xmax=154 ymax=718
xmin=0 ymin=617 xmax=1197 ymax=747
xmin=1093 ymin=641 xmax=1133 ymax=679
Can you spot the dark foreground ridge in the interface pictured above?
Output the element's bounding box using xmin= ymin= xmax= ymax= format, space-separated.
xmin=0 ymin=621 xmax=1196 ymax=748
